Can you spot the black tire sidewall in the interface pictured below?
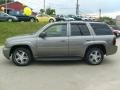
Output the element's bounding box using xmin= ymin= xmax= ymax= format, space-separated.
xmin=12 ymin=48 xmax=32 ymax=66
xmin=8 ymin=18 xmax=13 ymax=22
xmin=49 ymin=19 xmax=54 ymax=23
xmin=85 ymin=48 xmax=104 ymax=65
xmin=30 ymin=18 xmax=35 ymax=22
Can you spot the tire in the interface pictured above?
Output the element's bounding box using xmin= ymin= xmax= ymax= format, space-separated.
xmin=85 ymin=48 xmax=104 ymax=65
xmin=30 ymin=18 xmax=35 ymax=22
xmin=8 ymin=18 xmax=13 ymax=22
xmin=49 ymin=19 xmax=54 ymax=23
xmin=115 ymin=33 xmax=118 ymax=37
xmin=12 ymin=47 xmax=32 ymax=66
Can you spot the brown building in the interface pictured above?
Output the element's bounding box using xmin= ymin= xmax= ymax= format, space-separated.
xmin=0 ymin=1 xmax=37 ymax=16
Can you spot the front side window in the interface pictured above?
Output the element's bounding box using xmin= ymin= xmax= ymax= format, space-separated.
xmin=0 ymin=13 xmax=4 ymax=16
xmin=45 ymin=24 xmax=67 ymax=37
xmin=71 ymin=23 xmax=90 ymax=36
xmin=90 ymin=23 xmax=113 ymax=35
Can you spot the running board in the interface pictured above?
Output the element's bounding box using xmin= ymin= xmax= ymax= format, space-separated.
xmin=35 ymin=57 xmax=83 ymax=61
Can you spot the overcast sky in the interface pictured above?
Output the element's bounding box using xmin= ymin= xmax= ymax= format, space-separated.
xmin=15 ymin=0 xmax=120 ymax=18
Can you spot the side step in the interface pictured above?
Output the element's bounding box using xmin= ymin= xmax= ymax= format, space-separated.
xmin=35 ymin=57 xmax=83 ymax=61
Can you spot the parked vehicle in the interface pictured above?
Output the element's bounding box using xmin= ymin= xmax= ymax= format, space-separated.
xmin=36 ymin=14 xmax=56 ymax=23
xmin=56 ymin=15 xmax=75 ymax=21
xmin=55 ymin=15 xmax=65 ymax=21
xmin=110 ymin=27 xmax=120 ymax=37
xmin=13 ymin=15 xmax=37 ymax=22
xmin=68 ymin=15 xmax=82 ymax=21
xmin=63 ymin=16 xmax=75 ymax=21
xmin=3 ymin=21 xmax=117 ymax=66
xmin=81 ymin=16 xmax=90 ymax=21
xmin=0 ymin=12 xmax=18 ymax=22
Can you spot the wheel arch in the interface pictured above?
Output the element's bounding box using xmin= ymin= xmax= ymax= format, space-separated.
xmin=10 ymin=45 xmax=33 ymax=57
xmin=85 ymin=44 xmax=106 ymax=55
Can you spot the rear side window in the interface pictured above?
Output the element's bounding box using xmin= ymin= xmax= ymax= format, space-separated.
xmin=90 ymin=23 xmax=113 ymax=35
xmin=71 ymin=23 xmax=90 ymax=36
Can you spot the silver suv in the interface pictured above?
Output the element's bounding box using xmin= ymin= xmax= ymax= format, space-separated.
xmin=3 ymin=21 xmax=118 ymax=66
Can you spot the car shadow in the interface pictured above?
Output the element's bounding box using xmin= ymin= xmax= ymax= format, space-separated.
xmin=3 ymin=57 xmax=115 ymax=67
xmin=32 ymin=60 xmax=85 ymax=66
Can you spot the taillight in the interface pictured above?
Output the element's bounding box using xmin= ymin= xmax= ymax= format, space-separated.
xmin=113 ymin=38 xmax=116 ymax=45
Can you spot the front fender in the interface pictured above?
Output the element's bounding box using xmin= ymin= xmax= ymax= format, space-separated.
xmin=7 ymin=40 xmax=38 ymax=58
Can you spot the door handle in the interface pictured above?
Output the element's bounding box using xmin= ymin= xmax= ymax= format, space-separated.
xmin=86 ymin=40 xmax=92 ymax=41
xmin=60 ymin=40 xmax=66 ymax=42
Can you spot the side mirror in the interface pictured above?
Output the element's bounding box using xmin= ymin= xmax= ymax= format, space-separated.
xmin=39 ymin=32 xmax=47 ymax=38
xmin=4 ymin=14 xmax=7 ymax=17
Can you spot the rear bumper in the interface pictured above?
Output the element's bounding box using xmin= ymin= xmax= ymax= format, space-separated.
xmin=106 ymin=45 xmax=118 ymax=55
xmin=3 ymin=47 xmax=10 ymax=59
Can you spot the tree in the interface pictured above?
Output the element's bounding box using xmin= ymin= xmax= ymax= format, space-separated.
xmin=39 ymin=9 xmax=45 ymax=14
xmin=45 ymin=8 xmax=56 ymax=15
xmin=99 ymin=16 xmax=115 ymax=25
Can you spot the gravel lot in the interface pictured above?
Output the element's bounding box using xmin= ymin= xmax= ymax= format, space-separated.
xmin=0 ymin=38 xmax=120 ymax=90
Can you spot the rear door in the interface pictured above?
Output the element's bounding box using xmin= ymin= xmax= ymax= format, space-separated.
xmin=69 ymin=23 xmax=94 ymax=57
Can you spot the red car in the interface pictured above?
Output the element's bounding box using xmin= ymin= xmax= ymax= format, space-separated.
xmin=110 ymin=27 xmax=120 ymax=37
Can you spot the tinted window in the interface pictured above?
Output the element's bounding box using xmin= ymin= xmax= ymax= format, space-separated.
xmin=90 ymin=23 xmax=113 ymax=35
xmin=0 ymin=13 xmax=4 ymax=16
xmin=71 ymin=23 xmax=90 ymax=36
xmin=45 ymin=24 xmax=67 ymax=37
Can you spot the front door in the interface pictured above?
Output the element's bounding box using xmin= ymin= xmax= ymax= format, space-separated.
xmin=0 ymin=13 xmax=5 ymax=21
xmin=37 ymin=23 xmax=69 ymax=57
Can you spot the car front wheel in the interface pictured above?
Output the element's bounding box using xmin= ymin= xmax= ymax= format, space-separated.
xmin=12 ymin=48 xmax=32 ymax=66
xmin=30 ymin=18 xmax=35 ymax=22
xmin=8 ymin=18 xmax=13 ymax=22
xmin=85 ymin=48 xmax=104 ymax=65
xmin=49 ymin=19 xmax=54 ymax=23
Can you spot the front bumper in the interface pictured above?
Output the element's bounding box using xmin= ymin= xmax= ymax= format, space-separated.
xmin=106 ymin=45 xmax=118 ymax=55
xmin=3 ymin=47 xmax=11 ymax=59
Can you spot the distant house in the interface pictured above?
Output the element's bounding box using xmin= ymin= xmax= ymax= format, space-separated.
xmin=0 ymin=1 xmax=37 ymax=16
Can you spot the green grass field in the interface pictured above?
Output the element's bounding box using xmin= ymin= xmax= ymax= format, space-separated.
xmin=0 ymin=22 xmax=47 ymax=45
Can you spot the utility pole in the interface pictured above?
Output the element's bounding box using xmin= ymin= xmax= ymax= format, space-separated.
xmin=5 ymin=0 xmax=7 ymax=13
xmin=76 ymin=0 xmax=79 ymax=15
xmin=44 ymin=0 xmax=46 ymax=14
xmin=99 ymin=9 xmax=101 ymax=19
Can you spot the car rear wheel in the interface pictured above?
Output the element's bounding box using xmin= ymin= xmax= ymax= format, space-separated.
xmin=30 ymin=18 xmax=35 ymax=22
xmin=8 ymin=18 xmax=13 ymax=22
xmin=85 ymin=48 xmax=104 ymax=65
xmin=49 ymin=19 xmax=54 ymax=23
xmin=12 ymin=48 xmax=32 ymax=66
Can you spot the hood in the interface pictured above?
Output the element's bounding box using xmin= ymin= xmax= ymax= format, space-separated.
xmin=9 ymin=15 xmax=18 ymax=19
xmin=7 ymin=34 xmax=34 ymax=42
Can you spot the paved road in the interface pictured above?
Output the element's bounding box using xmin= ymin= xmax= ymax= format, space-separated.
xmin=0 ymin=38 xmax=120 ymax=90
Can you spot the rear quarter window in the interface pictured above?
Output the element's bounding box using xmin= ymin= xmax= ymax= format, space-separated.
xmin=90 ymin=23 xmax=113 ymax=35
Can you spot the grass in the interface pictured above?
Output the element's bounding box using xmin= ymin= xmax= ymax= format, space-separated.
xmin=0 ymin=22 xmax=47 ymax=45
